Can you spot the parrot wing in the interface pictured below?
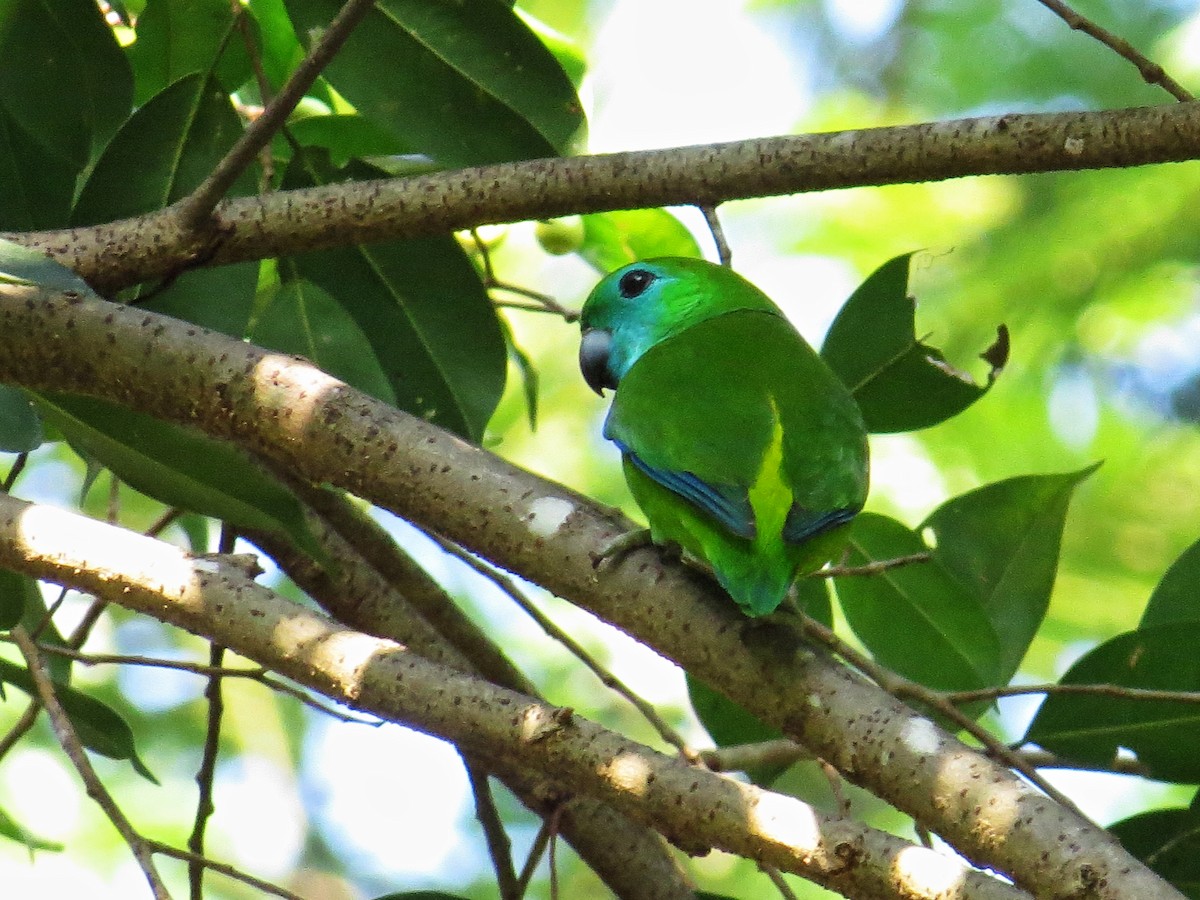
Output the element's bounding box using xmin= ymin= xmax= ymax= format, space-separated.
xmin=605 ymin=309 xmax=868 ymax=546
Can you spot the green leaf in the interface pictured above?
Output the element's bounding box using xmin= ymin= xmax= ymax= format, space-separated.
xmin=820 ymin=253 xmax=1009 ymax=433
xmin=921 ymin=466 xmax=1096 ymax=681
xmin=34 ymin=394 xmax=324 ymax=562
xmin=0 ymin=386 xmax=42 ymax=453
xmin=71 ymin=74 xmax=258 ymax=335
xmin=281 ymin=153 xmax=506 ymax=441
xmin=834 ymin=513 xmax=1002 ymax=692
xmin=246 ymin=0 xmax=305 ymax=90
xmin=1025 ymin=623 xmax=1200 ymax=782
xmin=1111 ymin=793 xmax=1200 ymax=898
xmin=0 ymin=0 xmax=133 ymax=168
xmin=1141 ymin=536 xmax=1200 ymax=628
xmin=283 ymin=0 xmax=584 ymax=166
xmin=128 ymin=0 xmax=254 ymax=104
xmin=0 ymin=804 xmax=63 ymax=853
xmin=0 ymin=569 xmax=29 ymax=630
xmin=286 ymin=113 xmax=412 ymax=167
xmin=15 ymin=577 xmax=71 ymax=683
xmin=250 ymin=276 xmax=395 ymax=404
xmin=796 ymin=575 xmax=833 ymax=628
xmin=687 ymin=673 xmax=787 ymax=785
xmin=580 ymin=210 xmax=702 ymax=273
xmin=73 ymin=73 xmax=249 ymax=224
xmin=0 ymin=658 xmax=157 ymax=781
xmin=0 ymin=105 xmax=76 ymax=230
xmin=0 ymin=238 xmax=93 ymax=293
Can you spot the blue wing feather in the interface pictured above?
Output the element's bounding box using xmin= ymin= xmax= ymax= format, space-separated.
xmin=614 ymin=439 xmax=757 ymax=540
xmin=783 ymin=505 xmax=858 ymax=545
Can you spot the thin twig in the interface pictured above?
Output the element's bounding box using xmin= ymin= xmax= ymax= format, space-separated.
xmin=230 ymin=0 xmax=277 ymax=189
xmin=12 ymin=626 xmax=171 ymax=900
xmin=428 ymin=532 xmax=698 ymax=759
xmin=176 ymin=0 xmax=380 ymax=230
xmin=489 ymin=283 xmax=579 ymax=322
xmin=817 ymin=552 xmax=931 ymax=578
xmin=947 ymin=681 xmax=1200 ymax=705
xmin=106 ymin=472 xmax=120 ymax=524
xmin=144 ymin=507 xmax=185 ymax=539
xmin=699 ymin=204 xmax=732 ymax=266
xmin=188 ymin=640 xmax=225 ymax=900
xmin=515 ymin=815 xmax=554 ymax=898
xmin=149 ymin=840 xmax=306 ymax=900
xmin=800 ymin=615 xmax=1090 ymax=821
xmin=762 ymin=864 xmax=800 ymax=900
xmin=465 ymin=762 xmax=521 ymax=899
xmin=29 ymin=644 xmax=378 ymax=723
xmin=1013 ymin=747 xmax=1151 ymax=778
xmin=1034 ymin=0 xmax=1194 ymax=101
xmin=2 ymin=451 xmax=27 ymax=492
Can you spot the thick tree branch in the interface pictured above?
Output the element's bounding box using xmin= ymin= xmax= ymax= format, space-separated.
xmin=0 ymin=491 xmax=1025 ymax=900
xmin=243 ymin=491 xmax=695 ymax=899
xmin=0 ymin=281 xmax=1179 ymax=899
xmin=6 ymin=102 xmax=1200 ymax=291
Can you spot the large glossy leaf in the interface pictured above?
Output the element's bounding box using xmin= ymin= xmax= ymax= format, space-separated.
xmin=73 ymin=73 xmax=248 ymax=224
xmin=250 ymin=275 xmax=395 ymax=404
xmin=281 ymin=154 xmax=506 ymax=441
xmin=820 ymin=253 xmax=1009 ymax=433
xmin=922 ymin=466 xmax=1096 ymax=681
xmin=127 ymin=0 xmax=255 ymax=104
xmin=0 ymin=658 xmax=156 ymax=781
xmin=834 ymin=513 xmax=1002 ymax=692
xmin=0 ymin=105 xmax=75 ymax=230
xmin=1141 ymin=536 xmax=1200 ymax=629
xmin=0 ymin=0 xmax=133 ymax=168
xmin=34 ymin=394 xmax=323 ymax=561
xmin=72 ymin=73 xmax=257 ymax=335
xmin=1025 ymin=623 xmax=1200 ymax=782
xmin=580 ymin=210 xmax=702 ymax=274
xmin=284 ymin=0 xmax=584 ymax=167
xmin=1111 ymin=793 xmax=1200 ymax=898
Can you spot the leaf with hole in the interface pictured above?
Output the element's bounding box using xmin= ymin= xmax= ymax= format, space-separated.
xmin=821 ymin=253 xmax=1008 ymax=433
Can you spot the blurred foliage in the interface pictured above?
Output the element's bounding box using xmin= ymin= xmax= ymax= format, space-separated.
xmin=1 ymin=0 xmax=1200 ymax=898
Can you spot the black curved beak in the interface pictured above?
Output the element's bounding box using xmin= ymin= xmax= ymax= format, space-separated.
xmin=579 ymin=328 xmax=617 ymax=395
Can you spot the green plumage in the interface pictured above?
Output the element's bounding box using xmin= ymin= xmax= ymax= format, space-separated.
xmin=579 ymin=258 xmax=869 ymax=616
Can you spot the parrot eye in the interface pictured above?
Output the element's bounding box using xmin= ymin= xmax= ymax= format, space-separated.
xmin=618 ymin=268 xmax=655 ymax=299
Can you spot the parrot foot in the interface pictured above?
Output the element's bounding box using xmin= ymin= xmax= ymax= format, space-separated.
xmin=591 ymin=529 xmax=681 ymax=570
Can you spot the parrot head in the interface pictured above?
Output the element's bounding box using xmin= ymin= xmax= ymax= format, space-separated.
xmin=579 ymin=257 xmax=779 ymax=395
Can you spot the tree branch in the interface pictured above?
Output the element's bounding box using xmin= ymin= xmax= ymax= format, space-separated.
xmin=0 ymin=280 xmax=1180 ymax=899
xmin=175 ymin=0 xmax=379 ymax=230
xmin=1033 ymin=0 xmax=1195 ymax=102
xmin=242 ymin=486 xmax=696 ymax=898
xmin=7 ymin=102 xmax=1200 ymax=291
xmin=0 ymin=490 xmax=1026 ymax=900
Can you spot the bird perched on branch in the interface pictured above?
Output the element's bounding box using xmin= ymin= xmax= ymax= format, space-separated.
xmin=579 ymin=257 xmax=869 ymax=616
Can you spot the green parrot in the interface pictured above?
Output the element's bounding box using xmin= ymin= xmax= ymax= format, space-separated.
xmin=579 ymin=257 xmax=869 ymax=617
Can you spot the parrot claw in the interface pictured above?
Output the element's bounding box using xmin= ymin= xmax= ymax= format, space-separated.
xmin=591 ymin=529 xmax=681 ymax=571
